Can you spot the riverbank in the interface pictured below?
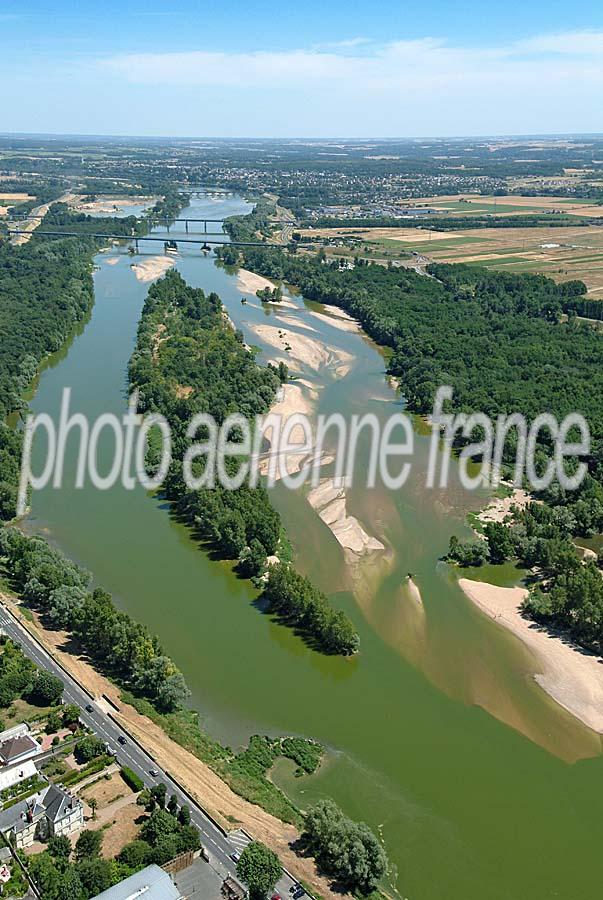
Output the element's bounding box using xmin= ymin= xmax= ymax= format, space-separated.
xmin=0 ymin=590 xmax=346 ymax=900
xmin=459 ymin=578 xmax=603 ymax=734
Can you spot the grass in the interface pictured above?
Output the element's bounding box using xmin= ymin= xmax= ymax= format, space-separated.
xmin=120 ymin=689 xmax=323 ymax=828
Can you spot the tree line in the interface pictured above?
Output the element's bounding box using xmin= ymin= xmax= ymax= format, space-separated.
xmin=0 ymin=526 xmax=191 ymax=711
xmin=300 ymin=213 xmax=598 ymax=230
xmin=128 ymin=269 xmax=360 ymax=655
xmin=0 ymin=235 xmax=96 ymax=520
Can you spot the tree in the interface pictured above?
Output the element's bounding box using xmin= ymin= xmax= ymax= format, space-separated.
xmin=236 ymin=841 xmax=282 ymax=900
xmin=302 ymin=800 xmax=387 ymax=895
xmin=89 ymin=798 xmax=98 ymax=821
xmin=140 ymin=809 xmax=178 ymax=846
xmin=29 ymin=670 xmax=64 ymax=706
xmin=76 ymin=857 xmax=112 ymax=896
xmin=118 ymin=840 xmax=152 ymax=869
xmin=75 ymin=735 xmax=106 ymax=763
xmin=238 ymin=538 xmax=267 ymax=578
xmin=46 ymin=711 xmax=62 ymax=734
xmin=47 ymin=834 xmax=71 ymax=860
xmin=167 ymin=794 xmax=179 ymax=816
xmin=447 ymin=537 xmax=489 ymax=567
xmin=75 ymin=829 xmax=103 ymax=862
xmin=62 ymin=703 xmax=81 ymax=727
xmin=177 ymin=824 xmax=201 ymax=853
xmin=484 ymin=522 xmax=515 ymax=564
xmin=178 ymin=804 xmax=191 ymax=826
xmin=150 ymin=783 xmax=167 ymax=809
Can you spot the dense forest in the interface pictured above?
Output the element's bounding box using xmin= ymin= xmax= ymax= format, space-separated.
xmin=226 ymin=209 xmax=603 ymax=654
xmin=0 ymin=236 xmax=96 ymax=519
xmin=128 ymin=270 xmax=359 ymax=654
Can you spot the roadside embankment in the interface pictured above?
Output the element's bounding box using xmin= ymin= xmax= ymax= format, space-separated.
xmin=0 ymin=591 xmax=347 ymax=900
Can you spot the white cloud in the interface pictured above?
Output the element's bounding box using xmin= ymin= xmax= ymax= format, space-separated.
xmin=513 ymin=31 xmax=603 ymax=55
xmin=57 ymin=30 xmax=601 ymax=136
xmin=102 ymin=30 xmax=603 ymax=92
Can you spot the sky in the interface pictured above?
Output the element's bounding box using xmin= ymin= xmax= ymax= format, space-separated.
xmin=1 ymin=0 xmax=603 ymax=138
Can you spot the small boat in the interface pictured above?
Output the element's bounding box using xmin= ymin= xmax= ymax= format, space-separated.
xmin=164 ymin=240 xmax=178 ymax=254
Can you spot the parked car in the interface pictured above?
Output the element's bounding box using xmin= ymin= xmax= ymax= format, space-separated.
xmin=230 ymin=851 xmax=241 ymax=863
xmin=201 ymin=847 xmax=210 ymax=862
xmin=292 ymin=889 xmax=305 ymax=899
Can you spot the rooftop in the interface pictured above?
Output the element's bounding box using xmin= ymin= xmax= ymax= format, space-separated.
xmin=89 ymin=865 xmax=182 ymax=900
xmin=0 ymin=734 xmax=39 ymax=765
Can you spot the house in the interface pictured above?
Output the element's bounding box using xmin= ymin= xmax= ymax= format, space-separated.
xmin=89 ymin=865 xmax=182 ymax=900
xmin=0 ymin=731 xmax=41 ymax=767
xmin=39 ymin=783 xmax=84 ymax=840
xmin=0 ymin=783 xmax=84 ymax=848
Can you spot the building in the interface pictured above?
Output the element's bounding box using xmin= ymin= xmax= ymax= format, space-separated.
xmin=0 ymin=783 xmax=84 ymax=849
xmin=89 ymin=865 xmax=182 ymax=900
xmin=0 ymin=757 xmax=39 ymax=793
xmin=39 ymin=783 xmax=84 ymax=840
xmin=0 ymin=728 xmax=41 ymax=767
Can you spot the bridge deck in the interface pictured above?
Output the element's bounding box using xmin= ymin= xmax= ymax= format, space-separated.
xmin=7 ymin=229 xmax=283 ymax=248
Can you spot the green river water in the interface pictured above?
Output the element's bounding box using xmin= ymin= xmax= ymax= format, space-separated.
xmin=24 ymin=197 xmax=603 ymax=900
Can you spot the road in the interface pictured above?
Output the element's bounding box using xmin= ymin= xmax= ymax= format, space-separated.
xmin=0 ymin=604 xmax=298 ymax=898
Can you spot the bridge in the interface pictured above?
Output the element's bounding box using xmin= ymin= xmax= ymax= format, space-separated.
xmin=6 ymin=228 xmax=285 ymax=251
xmin=6 ymin=215 xmax=296 ymax=234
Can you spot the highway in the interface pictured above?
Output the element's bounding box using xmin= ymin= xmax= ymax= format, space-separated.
xmin=0 ymin=603 xmax=298 ymax=898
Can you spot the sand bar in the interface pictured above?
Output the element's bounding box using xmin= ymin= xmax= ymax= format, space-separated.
xmin=307 ymin=306 xmax=362 ymax=333
xmin=308 ymin=478 xmax=385 ymax=556
xmin=249 ymin=322 xmax=353 ymax=376
xmin=459 ymin=578 xmax=603 ymax=733
xmin=130 ymin=256 xmax=174 ymax=282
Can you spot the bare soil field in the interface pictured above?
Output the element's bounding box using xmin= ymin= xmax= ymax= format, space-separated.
xmin=80 ymin=770 xmax=134 ymax=810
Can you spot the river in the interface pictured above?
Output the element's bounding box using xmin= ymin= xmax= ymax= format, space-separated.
xmin=24 ymin=196 xmax=603 ymax=900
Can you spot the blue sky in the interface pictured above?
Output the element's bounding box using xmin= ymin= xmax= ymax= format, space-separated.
xmin=1 ymin=0 xmax=602 ymax=137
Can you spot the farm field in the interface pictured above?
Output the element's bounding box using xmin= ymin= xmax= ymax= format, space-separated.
xmin=403 ymin=193 xmax=603 ymax=217
xmin=303 ymin=221 xmax=603 ymax=296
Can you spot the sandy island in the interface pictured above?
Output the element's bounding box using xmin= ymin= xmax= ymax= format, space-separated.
xmin=130 ymin=256 xmax=175 ymax=282
xmin=477 ymin=487 xmax=532 ymax=526
xmin=459 ymin=578 xmax=603 ymax=733
xmin=249 ymin=323 xmax=353 ymax=376
xmin=307 ymin=478 xmax=385 ymax=556
xmin=236 ymin=268 xmax=297 ymax=308
xmin=258 ymin=382 xmax=335 ymax=480
xmin=71 ymin=196 xmax=155 ymax=215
